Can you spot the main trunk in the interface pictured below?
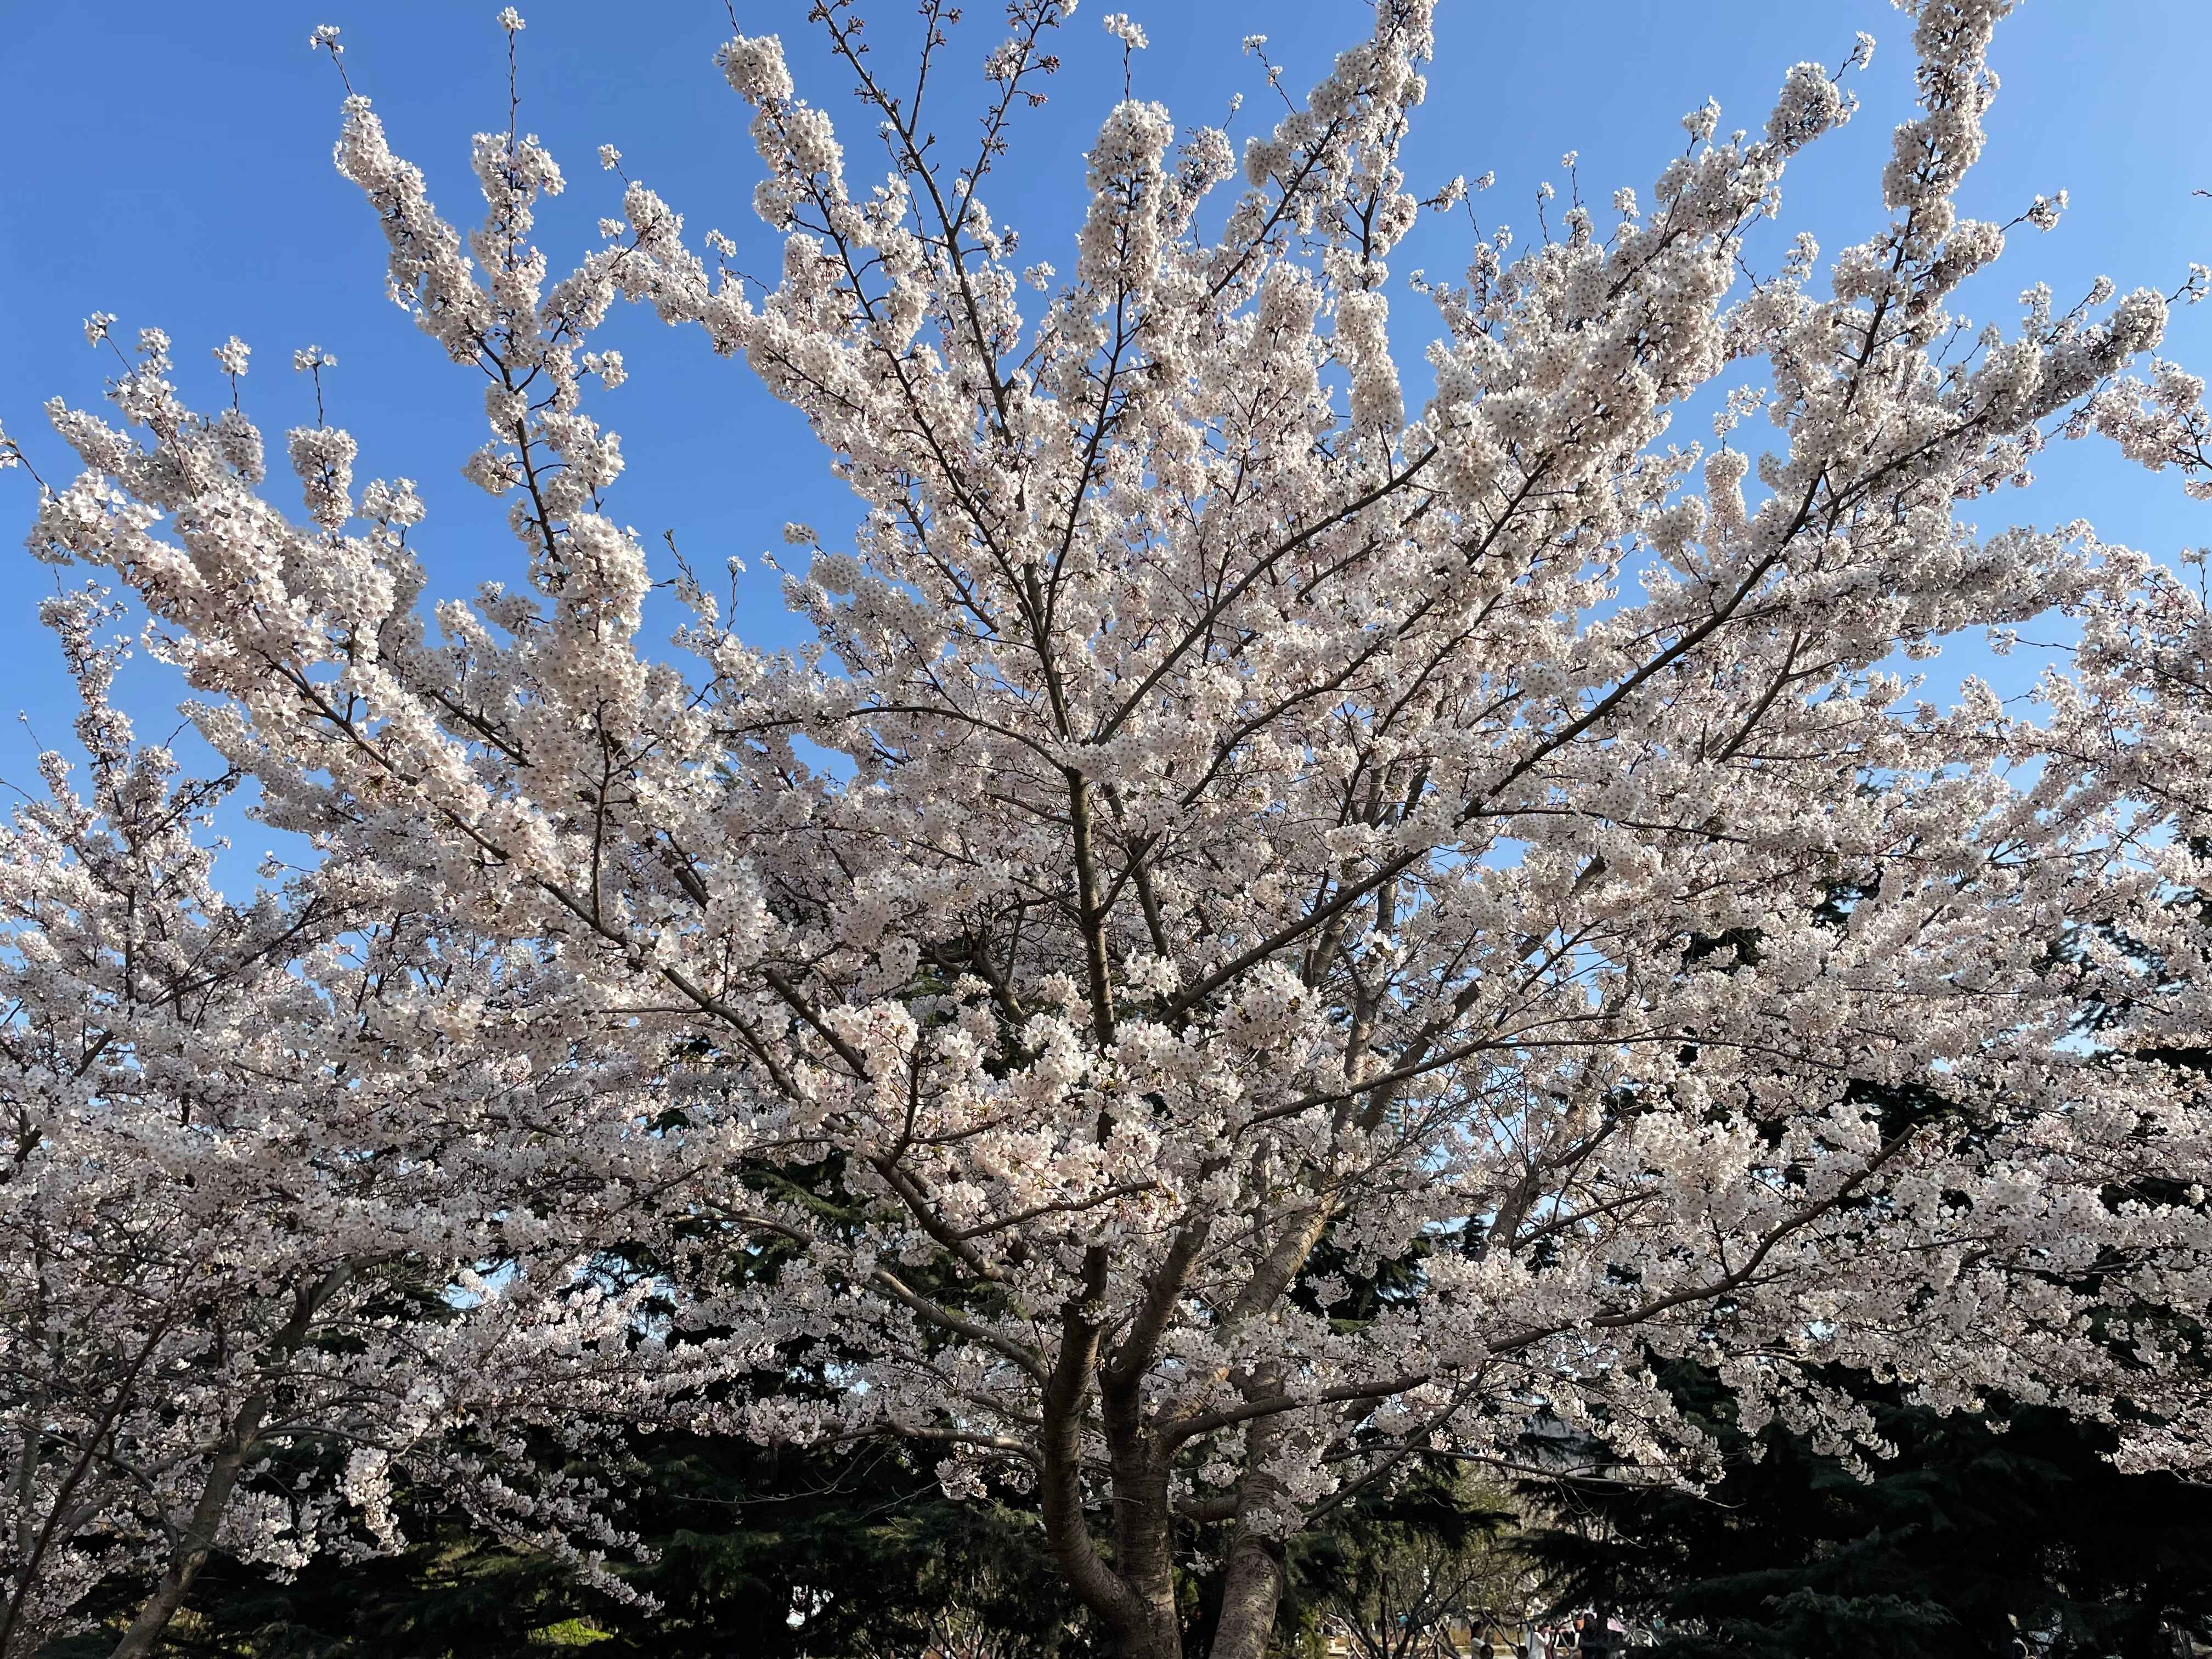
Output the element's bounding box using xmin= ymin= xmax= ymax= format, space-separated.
xmin=1036 ymin=1368 xmax=1294 ymax=1659
xmin=1102 ymin=1369 xmax=1183 ymax=1659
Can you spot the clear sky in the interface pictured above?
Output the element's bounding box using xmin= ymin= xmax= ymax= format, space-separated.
xmin=1 ymin=1 xmax=2207 ymax=866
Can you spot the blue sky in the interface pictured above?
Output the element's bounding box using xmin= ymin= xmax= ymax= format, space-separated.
xmin=1 ymin=0 xmax=2207 ymax=868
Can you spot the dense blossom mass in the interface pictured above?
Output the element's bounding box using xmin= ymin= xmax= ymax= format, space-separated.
xmin=0 ymin=548 xmax=689 ymax=1658
xmin=4 ymin=2 xmax=2211 ymax=1656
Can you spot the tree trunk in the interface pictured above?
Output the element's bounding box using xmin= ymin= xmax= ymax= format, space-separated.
xmin=1211 ymin=1531 xmax=1286 ymax=1659
xmin=108 ymin=1269 xmax=350 ymax=1658
xmin=1102 ymin=1370 xmax=1183 ymax=1659
xmin=1118 ymin=1594 xmax=1184 ymax=1659
xmin=1034 ymin=1324 xmax=1194 ymax=1659
xmin=108 ymin=1406 xmax=262 ymax=1659
xmin=0 ymin=1322 xmax=172 ymax=1659
xmin=1207 ymin=1401 xmax=1291 ymax=1659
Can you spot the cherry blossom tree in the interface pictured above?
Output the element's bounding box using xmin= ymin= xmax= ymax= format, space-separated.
xmin=0 ymin=507 xmax=703 ymax=1656
xmin=6 ymin=2 xmax=2211 ymax=1656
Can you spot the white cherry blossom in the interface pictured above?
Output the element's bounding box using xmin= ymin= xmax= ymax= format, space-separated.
xmin=8 ymin=4 xmax=2211 ymax=1657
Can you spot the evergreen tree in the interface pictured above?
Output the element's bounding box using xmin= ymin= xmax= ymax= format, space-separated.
xmin=99 ymin=1435 xmax=1093 ymax=1659
xmin=1518 ymin=1361 xmax=2212 ymax=1658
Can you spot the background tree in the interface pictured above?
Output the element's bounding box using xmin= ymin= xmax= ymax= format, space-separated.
xmin=0 ymin=573 xmax=698 ymax=1656
xmin=98 ymin=1435 xmax=1095 ymax=1659
xmin=1295 ymin=1470 xmax=1534 ymax=1659
xmin=1515 ymin=1359 xmax=2212 ymax=1658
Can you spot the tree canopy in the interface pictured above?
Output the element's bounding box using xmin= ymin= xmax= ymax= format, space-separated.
xmin=5 ymin=2 xmax=2212 ymax=1655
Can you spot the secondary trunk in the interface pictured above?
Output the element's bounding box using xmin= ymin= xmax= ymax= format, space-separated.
xmin=108 ymin=1403 xmax=264 ymax=1659
xmin=1037 ymin=1350 xmax=1194 ymax=1659
xmin=1036 ymin=1363 xmax=1296 ymax=1659
xmin=1205 ymin=1390 xmax=1292 ymax=1659
xmin=1210 ymin=1532 xmax=1288 ymax=1659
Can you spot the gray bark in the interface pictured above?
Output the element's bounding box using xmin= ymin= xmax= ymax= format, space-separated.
xmin=108 ymin=1403 xmax=264 ymax=1659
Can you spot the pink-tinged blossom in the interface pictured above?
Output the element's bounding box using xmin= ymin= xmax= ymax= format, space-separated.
xmin=9 ymin=2 xmax=2212 ymax=1656
xmin=0 ymin=594 xmax=738 ymax=1653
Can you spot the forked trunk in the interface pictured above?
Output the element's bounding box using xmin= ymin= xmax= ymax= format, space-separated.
xmin=1102 ymin=1374 xmax=1185 ymax=1659
xmin=1042 ymin=1374 xmax=1295 ymax=1659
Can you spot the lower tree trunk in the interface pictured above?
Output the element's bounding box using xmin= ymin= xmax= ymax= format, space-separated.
xmin=1104 ymin=1395 xmax=1183 ymax=1659
xmin=1207 ymin=1402 xmax=1291 ymax=1659
xmin=1210 ymin=1530 xmax=1287 ymax=1659
xmin=1121 ymin=1595 xmax=1184 ymax=1659
xmin=1037 ymin=1293 xmax=1302 ymax=1657
xmin=108 ymin=1406 xmax=263 ymax=1659
xmin=1039 ymin=1304 xmax=1186 ymax=1659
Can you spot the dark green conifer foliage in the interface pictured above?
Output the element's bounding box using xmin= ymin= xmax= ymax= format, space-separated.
xmin=1519 ymin=1362 xmax=2212 ymax=1659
